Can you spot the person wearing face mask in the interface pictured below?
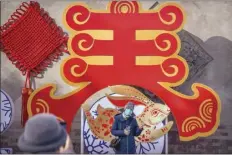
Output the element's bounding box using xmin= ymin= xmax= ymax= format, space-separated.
xmin=111 ymin=102 xmax=144 ymax=154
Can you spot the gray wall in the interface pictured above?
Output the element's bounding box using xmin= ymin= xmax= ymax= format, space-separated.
xmin=1 ymin=0 xmax=232 ymax=153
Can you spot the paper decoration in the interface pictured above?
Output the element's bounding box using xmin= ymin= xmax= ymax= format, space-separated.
xmin=81 ymin=89 xmax=168 ymax=154
xmin=27 ymin=1 xmax=221 ymax=141
xmin=82 ymin=86 xmax=172 ymax=143
xmin=1 ymin=90 xmax=14 ymax=134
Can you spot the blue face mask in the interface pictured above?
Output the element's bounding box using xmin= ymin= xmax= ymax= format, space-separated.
xmin=124 ymin=109 xmax=132 ymax=117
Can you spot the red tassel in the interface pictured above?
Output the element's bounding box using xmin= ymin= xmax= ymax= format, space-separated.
xmin=21 ymin=71 xmax=33 ymax=126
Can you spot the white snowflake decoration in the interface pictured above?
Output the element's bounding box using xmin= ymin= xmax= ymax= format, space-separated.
xmin=1 ymin=90 xmax=14 ymax=134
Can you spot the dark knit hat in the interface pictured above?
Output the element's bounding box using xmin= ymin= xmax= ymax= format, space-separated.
xmin=18 ymin=113 xmax=67 ymax=153
xmin=125 ymin=102 xmax=135 ymax=110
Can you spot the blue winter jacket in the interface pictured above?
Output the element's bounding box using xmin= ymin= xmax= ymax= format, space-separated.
xmin=111 ymin=113 xmax=143 ymax=154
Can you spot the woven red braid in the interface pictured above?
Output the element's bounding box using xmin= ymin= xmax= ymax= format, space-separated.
xmin=0 ymin=1 xmax=68 ymax=77
xmin=0 ymin=1 xmax=69 ymax=126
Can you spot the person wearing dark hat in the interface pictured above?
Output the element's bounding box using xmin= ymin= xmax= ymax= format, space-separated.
xmin=111 ymin=102 xmax=144 ymax=154
xmin=17 ymin=113 xmax=74 ymax=154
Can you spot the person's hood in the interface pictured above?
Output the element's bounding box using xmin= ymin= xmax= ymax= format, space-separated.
xmin=114 ymin=113 xmax=135 ymax=122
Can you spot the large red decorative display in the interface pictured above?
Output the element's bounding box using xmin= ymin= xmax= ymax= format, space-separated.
xmin=27 ymin=1 xmax=221 ymax=141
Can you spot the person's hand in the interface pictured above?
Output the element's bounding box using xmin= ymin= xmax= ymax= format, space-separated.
xmin=139 ymin=125 xmax=144 ymax=130
xmin=124 ymin=128 xmax=130 ymax=135
xmin=139 ymin=121 xmax=145 ymax=130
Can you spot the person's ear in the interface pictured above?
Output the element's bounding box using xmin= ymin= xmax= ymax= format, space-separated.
xmin=58 ymin=136 xmax=70 ymax=153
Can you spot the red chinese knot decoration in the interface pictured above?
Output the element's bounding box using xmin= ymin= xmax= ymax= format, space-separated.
xmin=26 ymin=1 xmax=221 ymax=141
xmin=1 ymin=1 xmax=68 ymax=76
xmin=0 ymin=1 xmax=68 ymax=126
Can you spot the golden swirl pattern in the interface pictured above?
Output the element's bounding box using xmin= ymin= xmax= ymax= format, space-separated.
xmin=158 ymin=5 xmax=178 ymax=25
xmin=199 ymin=99 xmax=213 ymax=123
xmin=155 ymin=39 xmax=171 ymax=52
xmin=71 ymin=33 xmax=94 ymax=55
xmin=161 ymin=64 xmax=178 ymax=77
xmin=154 ymin=33 xmax=179 ymax=56
xmin=66 ymin=5 xmax=91 ymax=27
xmin=65 ymin=57 xmax=88 ymax=79
xmin=35 ymin=99 xmax=50 ymax=113
xmin=160 ymin=58 xmax=186 ymax=84
xmin=35 ymin=99 xmax=65 ymax=122
xmin=182 ymin=116 xmax=206 ymax=133
xmin=161 ymin=58 xmax=179 ymax=78
xmin=70 ymin=64 xmax=88 ymax=77
xmin=111 ymin=1 xmax=138 ymax=14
